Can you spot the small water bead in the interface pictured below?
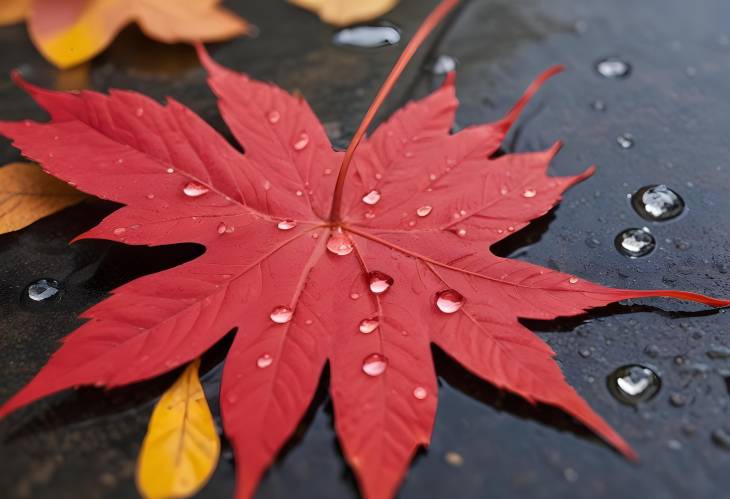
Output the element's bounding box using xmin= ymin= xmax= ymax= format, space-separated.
xmin=430 ymin=54 xmax=457 ymax=75
xmin=257 ymin=354 xmax=273 ymax=368
xmin=362 ymin=353 xmax=388 ymax=377
xmin=327 ymin=228 xmax=354 ymax=256
xmin=350 ymin=292 xmax=360 ymax=300
xmin=362 ymin=189 xmax=381 ymax=205
xmin=435 ymin=289 xmax=464 ymax=314
xmin=595 ymin=57 xmax=631 ymax=79
xmin=413 ymin=387 xmax=428 ymax=400
xmin=359 ymin=318 xmax=379 ymax=334
xmin=456 ymin=228 xmax=467 ymax=237
xmin=295 ymin=190 xmax=303 ymax=197
xmin=26 ymin=278 xmax=61 ymax=302
xmin=568 ymin=276 xmax=579 ymax=284
xmin=616 ymin=133 xmax=634 ymax=149
xmin=269 ymin=306 xmax=293 ymax=324
xmin=364 ymin=211 xmax=376 ymax=219
xmin=368 ymin=271 xmax=393 ymax=294
xmin=277 ymin=219 xmax=297 ymax=230
xmin=166 ymin=168 xmax=174 ymax=174
xmin=183 ymin=182 xmax=209 ymax=197
xmin=293 ymin=133 xmax=309 ymax=151
xmin=522 ymin=188 xmax=537 ymax=198
xmin=416 ymin=205 xmax=432 ymax=217
xmin=267 ymin=110 xmax=281 ymax=124
xmin=615 ymin=228 xmax=655 ymax=257
xmin=631 ymin=185 xmax=685 ymax=221
xmin=333 ymin=24 xmax=401 ymax=48
xmin=135 ymin=107 xmax=144 ymax=117
xmin=113 ymin=227 xmax=126 ymax=235
xmin=607 ymin=364 xmax=661 ymax=405
xmin=590 ymin=99 xmax=606 ymax=111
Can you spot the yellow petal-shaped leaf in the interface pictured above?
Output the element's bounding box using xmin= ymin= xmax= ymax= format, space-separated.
xmin=28 ymin=0 xmax=250 ymax=69
xmin=136 ymin=359 xmax=220 ymax=499
xmin=0 ymin=162 xmax=84 ymax=235
xmin=0 ymin=0 xmax=30 ymax=26
xmin=289 ymin=0 xmax=399 ymax=26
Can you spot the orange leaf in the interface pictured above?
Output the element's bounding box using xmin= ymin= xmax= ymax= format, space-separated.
xmin=0 ymin=162 xmax=84 ymax=235
xmin=17 ymin=0 xmax=252 ymax=68
xmin=289 ymin=0 xmax=399 ymax=26
xmin=0 ymin=0 xmax=29 ymax=26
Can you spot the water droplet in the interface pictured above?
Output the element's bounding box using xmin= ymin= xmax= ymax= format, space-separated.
xmin=416 ymin=205 xmax=432 ymax=217
xmin=522 ymin=188 xmax=537 ymax=198
xmin=135 ymin=107 xmax=144 ymax=117
xmin=595 ymin=57 xmax=631 ymax=78
xmin=145 ymin=193 xmax=155 ymax=199
xmin=615 ymin=228 xmax=656 ymax=257
xmin=368 ymin=271 xmax=393 ymax=294
xmin=616 ymin=133 xmax=634 ymax=149
xmin=435 ymin=289 xmax=464 ymax=314
xmin=631 ymin=185 xmax=685 ymax=221
xmin=25 ymin=278 xmax=61 ymax=302
xmin=364 ymin=211 xmax=376 ymax=219
xmin=267 ymin=110 xmax=281 ymax=124
xmin=183 ymin=182 xmax=209 ymax=197
xmin=217 ymin=222 xmax=228 ymax=234
xmin=607 ymin=364 xmax=661 ymax=404
xmin=333 ymin=23 xmax=401 ymax=48
xmin=113 ymin=227 xmax=126 ymax=235
xmin=327 ymin=229 xmax=354 ymax=256
xmin=362 ymin=189 xmax=381 ymax=205
xmin=444 ymin=451 xmax=464 ymax=467
xmin=569 ymin=276 xmax=579 ymax=284
xmin=413 ymin=386 xmax=428 ymax=399
xmin=350 ymin=292 xmax=360 ymax=300
xmin=166 ymin=168 xmax=174 ymax=174
xmin=456 ymin=228 xmax=467 ymax=237
xmin=359 ymin=318 xmax=379 ymax=334
xmin=295 ymin=190 xmax=303 ymax=197
xmin=270 ymin=306 xmax=293 ymax=324
xmin=277 ymin=220 xmax=297 ymax=230
xmin=257 ymin=354 xmax=273 ymax=368
xmin=590 ymin=99 xmax=606 ymax=111
xmin=430 ymin=54 xmax=457 ymax=74
xmin=293 ymin=133 xmax=309 ymax=150
xmin=362 ymin=353 xmax=388 ymax=376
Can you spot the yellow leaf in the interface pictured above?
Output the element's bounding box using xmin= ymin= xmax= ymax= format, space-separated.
xmin=289 ymin=0 xmax=399 ymax=27
xmin=0 ymin=0 xmax=30 ymax=26
xmin=136 ymin=359 xmax=220 ymax=499
xmin=27 ymin=0 xmax=251 ymax=69
xmin=0 ymin=162 xmax=84 ymax=235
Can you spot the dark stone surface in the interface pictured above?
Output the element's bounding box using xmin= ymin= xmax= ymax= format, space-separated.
xmin=1 ymin=0 xmax=730 ymax=498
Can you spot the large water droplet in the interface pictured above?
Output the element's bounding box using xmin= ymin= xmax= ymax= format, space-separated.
xmin=435 ymin=289 xmax=464 ymax=314
xmin=416 ymin=205 xmax=432 ymax=217
xmin=368 ymin=271 xmax=393 ymax=294
xmin=270 ymin=306 xmax=293 ymax=324
xmin=615 ymin=228 xmax=655 ymax=257
xmin=362 ymin=189 xmax=381 ymax=205
xmin=595 ymin=57 xmax=631 ymax=78
xmin=631 ymin=185 xmax=685 ymax=221
xmin=616 ymin=133 xmax=634 ymax=149
xmin=25 ymin=278 xmax=61 ymax=303
xmin=183 ymin=182 xmax=209 ymax=197
xmin=332 ymin=23 xmax=401 ymax=48
xmin=607 ymin=364 xmax=661 ymax=404
xmin=327 ymin=228 xmax=354 ymax=256
xmin=362 ymin=353 xmax=388 ymax=376
xmin=257 ymin=354 xmax=273 ymax=368
xmin=277 ymin=219 xmax=297 ymax=230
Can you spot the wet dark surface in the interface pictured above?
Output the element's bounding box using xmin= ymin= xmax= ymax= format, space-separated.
xmin=1 ymin=0 xmax=730 ymax=498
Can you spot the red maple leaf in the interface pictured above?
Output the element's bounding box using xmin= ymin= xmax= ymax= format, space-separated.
xmin=0 ymin=1 xmax=727 ymax=498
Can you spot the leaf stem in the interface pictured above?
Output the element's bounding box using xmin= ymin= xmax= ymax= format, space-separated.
xmin=328 ymin=0 xmax=461 ymax=222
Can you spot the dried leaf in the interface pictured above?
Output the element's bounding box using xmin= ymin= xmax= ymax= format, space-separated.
xmin=289 ymin=0 xmax=398 ymax=26
xmin=0 ymin=162 xmax=84 ymax=235
xmin=0 ymin=2 xmax=728 ymax=498
xmin=137 ymin=359 xmax=220 ymax=499
xmin=2 ymin=0 xmax=252 ymax=68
